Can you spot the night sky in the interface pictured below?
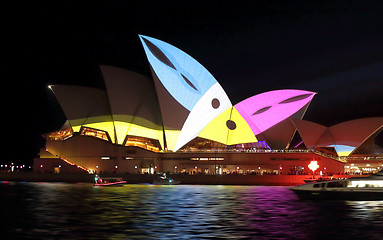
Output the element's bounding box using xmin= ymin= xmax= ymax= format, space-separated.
xmin=3 ymin=0 xmax=383 ymax=163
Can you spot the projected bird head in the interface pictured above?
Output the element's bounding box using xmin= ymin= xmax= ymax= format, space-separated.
xmin=140 ymin=35 xmax=316 ymax=151
xmin=139 ymin=35 xmax=232 ymax=151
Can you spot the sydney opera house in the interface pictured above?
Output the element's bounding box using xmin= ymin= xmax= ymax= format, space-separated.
xmin=35 ymin=35 xmax=383 ymax=175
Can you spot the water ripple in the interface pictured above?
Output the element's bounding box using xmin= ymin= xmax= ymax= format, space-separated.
xmin=1 ymin=183 xmax=383 ymax=239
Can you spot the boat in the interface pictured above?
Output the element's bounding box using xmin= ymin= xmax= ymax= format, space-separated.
xmin=152 ymin=173 xmax=181 ymax=185
xmin=303 ymin=176 xmax=333 ymax=183
xmin=291 ymin=171 xmax=383 ymax=200
xmin=94 ymin=175 xmax=127 ymax=187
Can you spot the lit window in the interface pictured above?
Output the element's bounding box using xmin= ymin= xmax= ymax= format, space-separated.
xmin=124 ymin=135 xmax=161 ymax=152
xmin=45 ymin=128 xmax=73 ymax=141
xmin=80 ymin=127 xmax=110 ymax=141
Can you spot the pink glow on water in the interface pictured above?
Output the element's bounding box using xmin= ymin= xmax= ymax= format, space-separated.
xmin=235 ymin=90 xmax=315 ymax=135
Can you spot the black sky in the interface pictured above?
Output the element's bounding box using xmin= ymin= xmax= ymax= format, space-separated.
xmin=3 ymin=0 xmax=383 ymax=163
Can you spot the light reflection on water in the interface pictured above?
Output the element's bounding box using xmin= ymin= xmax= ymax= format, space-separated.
xmin=1 ymin=183 xmax=383 ymax=239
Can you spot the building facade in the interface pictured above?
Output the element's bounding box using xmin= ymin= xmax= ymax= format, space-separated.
xmin=35 ymin=35 xmax=382 ymax=175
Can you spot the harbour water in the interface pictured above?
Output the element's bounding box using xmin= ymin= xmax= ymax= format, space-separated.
xmin=1 ymin=182 xmax=383 ymax=239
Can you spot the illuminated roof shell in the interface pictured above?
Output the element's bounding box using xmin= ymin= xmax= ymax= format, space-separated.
xmin=139 ymin=35 xmax=233 ymax=151
xmin=50 ymin=85 xmax=115 ymax=142
xmin=101 ymin=65 xmax=164 ymax=146
xmin=139 ymin=35 xmax=220 ymax=111
xmin=293 ymin=118 xmax=383 ymax=156
xmin=235 ymin=90 xmax=316 ymax=135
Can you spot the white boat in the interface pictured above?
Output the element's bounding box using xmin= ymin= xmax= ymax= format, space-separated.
xmin=152 ymin=173 xmax=181 ymax=185
xmin=291 ymin=171 xmax=383 ymax=200
xmin=94 ymin=175 xmax=127 ymax=187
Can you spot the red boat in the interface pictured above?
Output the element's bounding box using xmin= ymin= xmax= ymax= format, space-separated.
xmin=94 ymin=175 xmax=126 ymax=187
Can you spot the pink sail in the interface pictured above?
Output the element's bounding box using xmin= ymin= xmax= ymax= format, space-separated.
xmin=235 ymin=89 xmax=316 ymax=135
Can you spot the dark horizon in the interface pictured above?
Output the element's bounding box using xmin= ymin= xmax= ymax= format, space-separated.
xmin=3 ymin=0 xmax=383 ymax=163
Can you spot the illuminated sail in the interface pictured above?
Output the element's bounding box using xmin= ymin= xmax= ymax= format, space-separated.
xmin=235 ymin=90 xmax=316 ymax=135
xmin=139 ymin=35 xmax=232 ymax=151
xmin=50 ymin=85 xmax=115 ymax=143
xmin=101 ymin=65 xmax=164 ymax=147
xmin=294 ymin=117 xmax=383 ymax=157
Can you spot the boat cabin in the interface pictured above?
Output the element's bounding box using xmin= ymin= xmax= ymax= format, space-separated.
xmin=312 ymin=180 xmax=383 ymax=189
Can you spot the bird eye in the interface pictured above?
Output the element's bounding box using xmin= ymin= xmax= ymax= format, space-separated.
xmin=211 ymin=98 xmax=220 ymax=109
xmin=226 ymin=120 xmax=236 ymax=130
